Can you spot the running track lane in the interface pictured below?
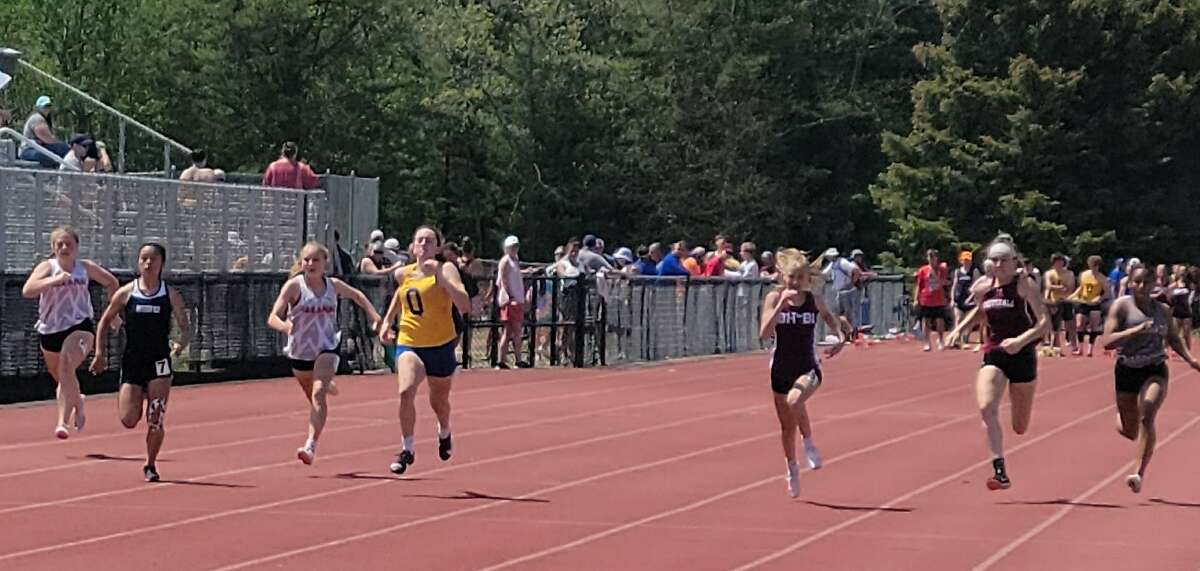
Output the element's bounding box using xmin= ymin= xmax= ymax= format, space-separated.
xmin=7 ymin=345 xmax=1199 ymax=569
xmin=4 ymin=345 xmax=933 ymax=568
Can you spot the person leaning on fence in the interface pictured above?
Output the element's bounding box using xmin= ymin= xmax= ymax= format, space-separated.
xmin=578 ymin=235 xmax=613 ymax=275
xmin=18 ymin=95 xmax=70 ymax=167
xmin=262 ymin=141 xmax=320 ymax=189
xmin=657 ymin=242 xmax=692 ymax=277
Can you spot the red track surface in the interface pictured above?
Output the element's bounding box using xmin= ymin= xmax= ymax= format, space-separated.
xmin=3 ymin=343 xmax=1200 ymax=570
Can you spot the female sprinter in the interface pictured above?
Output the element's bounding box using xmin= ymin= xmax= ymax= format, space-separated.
xmin=1070 ymin=255 xmax=1110 ymax=357
xmin=759 ymin=248 xmax=849 ymax=498
xmin=268 ymin=242 xmax=381 ymax=465
xmin=1099 ymin=268 xmax=1200 ymax=493
xmin=90 ymin=243 xmax=191 ymax=482
xmin=1167 ymin=266 xmax=1193 ymax=351
xmin=948 ymin=240 xmax=1049 ymax=490
xmin=22 ymin=226 xmax=118 ymax=439
xmin=379 ymin=226 xmax=471 ymax=475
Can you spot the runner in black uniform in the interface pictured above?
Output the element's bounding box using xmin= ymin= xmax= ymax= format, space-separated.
xmin=760 ymin=248 xmax=849 ymax=498
xmin=1099 ymin=268 xmax=1200 ymax=493
xmin=949 ymin=240 xmax=1048 ymax=490
xmin=92 ymin=243 xmax=191 ymax=482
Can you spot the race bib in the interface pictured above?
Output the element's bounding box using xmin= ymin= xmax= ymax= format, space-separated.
xmin=155 ymin=359 xmax=171 ymax=377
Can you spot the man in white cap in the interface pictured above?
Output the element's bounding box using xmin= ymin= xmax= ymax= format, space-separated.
xmin=823 ymin=247 xmax=865 ymax=339
xmin=19 ymin=95 xmax=70 ymax=166
xmin=495 ymin=235 xmax=527 ymax=368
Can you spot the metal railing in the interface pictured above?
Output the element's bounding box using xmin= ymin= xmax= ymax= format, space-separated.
xmin=0 ymin=166 xmax=329 ymax=273
xmin=0 ymin=126 xmax=77 ymax=170
xmin=16 ymin=58 xmax=191 ymax=176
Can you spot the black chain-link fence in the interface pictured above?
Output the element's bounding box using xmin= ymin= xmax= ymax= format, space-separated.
xmin=0 ymin=271 xmax=907 ymax=404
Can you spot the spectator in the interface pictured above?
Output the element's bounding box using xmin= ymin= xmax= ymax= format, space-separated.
xmin=383 ymin=237 xmax=412 ymax=266
xmin=596 ymin=238 xmax=618 ymax=267
xmin=578 ymin=234 xmax=613 ymax=275
xmin=330 ymin=230 xmax=357 ymax=277
xmin=369 ymin=229 xmax=385 ymax=244
xmin=682 ymin=246 xmax=704 ymax=276
xmin=555 ymin=241 xmax=583 ymax=278
xmin=18 ymin=96 xmax=70 ymax=167
xmin=760 ymin=250 xmax=778 ymax=279
xmin=495 ymin=235 xmax=527 ymax=369
xmin=914 ymin=248 xmax=950 ymax=352
xmin=704 ymin=242 xmax=740 ymax=277
xmin=358 ymin=242 xmax=397 ymax=276
xmin=262 ymin=141 xmax=319 ymax=189
xmin=822 ymin=248 xmax=863 ymax=337
xmin=631 ymin=245 xmax=658 ymax=276
xmin=60 ymin=134 xmax=112 ymax=173
xmin=738 ymin=242 xmax=759 ymax=277
xmin=1108 ymin=257 xmax=1126 ymax=296
xmin=179 ymin=148 xmax=224 ymax=182
xmin=656 ymin=241 xmax=691 ymax=277
xmin=613 ymin=247 xmax=636 ymax=271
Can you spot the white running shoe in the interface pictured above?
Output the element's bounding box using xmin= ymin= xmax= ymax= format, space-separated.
xmin=297 ymin=442 xmax=316 ymax=465
xmin=786 ymin=462 xmax=801 ymax=498
xmin=804 ymin=442 xmax=823 ymax=470
xmin=1126 ymin=474 xmax=1142 ymax=494
xmin=55 ymin=425 xmax=69 ymax=440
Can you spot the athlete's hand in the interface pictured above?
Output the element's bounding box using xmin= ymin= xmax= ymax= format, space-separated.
xmin=49 ymin=271 xmax=73 ymax=287
xmin=999 ymin=338 xmax=1023 ymax=355
xmin=379 ymin=324 xmax=396 ymax=344
xmin=778 ymin=288 xmax=800 ymax=307
xmin=109 ymin=315 xmax=123 ymax=331
xmin=422 ymin=258 xmax=442 ymax=279
xmin=88 ymin=352 xmax=105 ymax=375
xmin=824 ymin=342 xmax=844 ymax=359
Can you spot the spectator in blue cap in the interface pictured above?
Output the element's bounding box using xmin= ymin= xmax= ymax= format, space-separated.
xmin=19 ymin=95 xmax=70 ymax=167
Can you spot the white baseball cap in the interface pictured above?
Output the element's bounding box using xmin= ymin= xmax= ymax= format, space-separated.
xmin=383 ymin=238 xmax=400 ymax=250
xmin=503 ymin=235 xmax=520 ymax=248
xmin=369 ymin=229 xmax=385 ymax=242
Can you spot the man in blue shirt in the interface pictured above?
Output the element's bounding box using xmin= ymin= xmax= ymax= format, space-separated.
xmin=656 ymin=241 xmax=692 ymax=277
xmin=1108 ymin=257 xmax=1125 ymax=294
xmin=631 ymin=244 xmax=659 ymax=276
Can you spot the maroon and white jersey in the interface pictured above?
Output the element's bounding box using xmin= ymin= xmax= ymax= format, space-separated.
xmin=35 ymin=259 xmax=93 ymax=335
xmin=285 ymin=276 xmax=339 ymax=360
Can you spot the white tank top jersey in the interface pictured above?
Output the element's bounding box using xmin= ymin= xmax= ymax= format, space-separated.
xmin=35 ymin=259 xmax=94 ymax=335
xmin=284 ymin=276 xmax=340 ymax=360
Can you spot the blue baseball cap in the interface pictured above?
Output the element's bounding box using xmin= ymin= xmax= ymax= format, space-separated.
xmin=35 ymin=95 xmax=52 ymax=108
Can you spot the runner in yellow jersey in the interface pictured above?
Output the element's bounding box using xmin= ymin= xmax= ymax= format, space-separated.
xmin=1069 ymin=255 xmax=1111 ymax=357
xmin=379 ymin=225 xmax=471 ymax=475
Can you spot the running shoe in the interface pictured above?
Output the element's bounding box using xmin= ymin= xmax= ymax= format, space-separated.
xmin=438 ymin=433 xmax=453 ymax=461
xmin=144 ymin=464 xmax=160 ymax=483
xmin=987 ymin=458 xmax=1011 ymax=490
xmin=297 ymin=441 xmax=316 ymax=465
xmin=55 ymin=425 xmax=69 ymax=440
xmin=804 ymin=441 xmax=823 ymax=470
xmin=389 ymin=449 xmax=415 ymax=475
xmin=1126 ymin=474 xmax=1143 ymax=494
xmin=785 ymin=462 xmax=801 ymax=498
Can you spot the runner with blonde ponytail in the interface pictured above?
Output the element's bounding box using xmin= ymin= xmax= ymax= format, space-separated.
xmin=759 ymin=248 xmax=851 ymax=498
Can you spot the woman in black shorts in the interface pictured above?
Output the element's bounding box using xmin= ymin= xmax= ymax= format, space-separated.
xmin=91 ymin=243 xmax=191 ymax=482
xmin=1100 ymin=268 xmax=1200 ymax=493
xmin=759 ymin=248 xmax=848 ymax=498
xmin=1166 ymin=265 xmax=1193 ymax=351
xmin=949 ymin=240 xmax=1048 ymax=490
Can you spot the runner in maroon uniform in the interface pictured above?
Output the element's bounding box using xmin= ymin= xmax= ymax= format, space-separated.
xmin=759 ymin=248 xmax=848 ymax=498
xmin=949 ymin=240 xmax=1048 ymax=490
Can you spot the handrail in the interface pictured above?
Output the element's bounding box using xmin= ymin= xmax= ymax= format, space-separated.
xmin=17 ymin=58 xmax=191 ymax=175
xmin=0 ymin=126 xmax=79 ymax=170
xmin=17 ymin=60 xmax=191 ymax=154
